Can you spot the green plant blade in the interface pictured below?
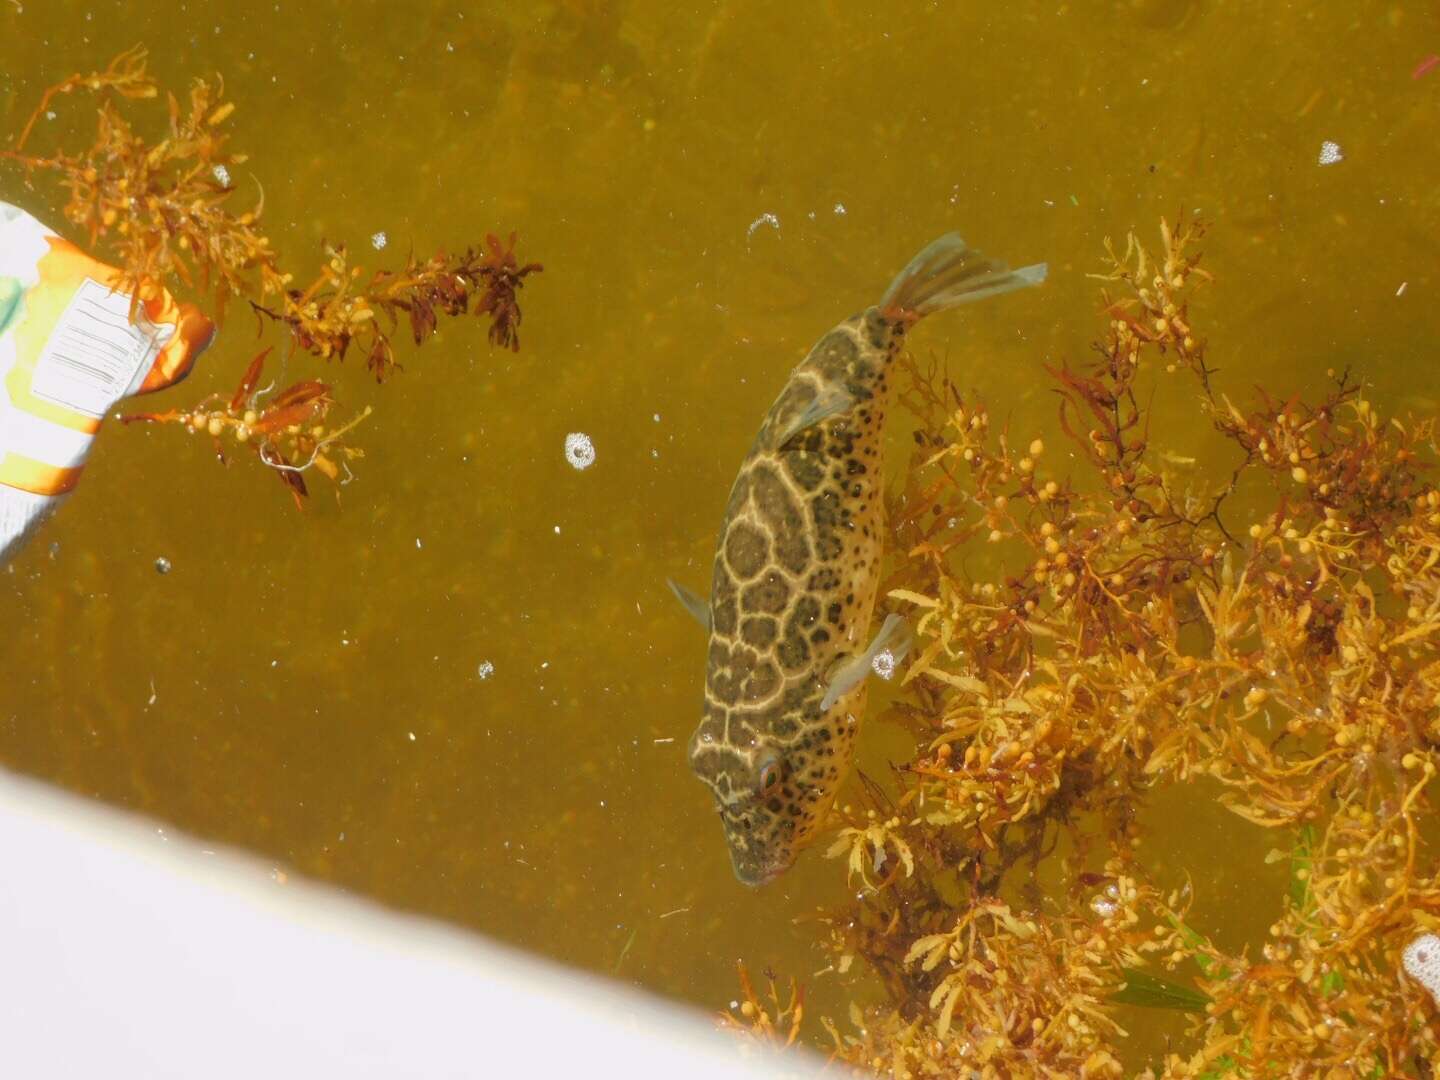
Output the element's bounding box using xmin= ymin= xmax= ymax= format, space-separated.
xmin=1109 ymin=968 xmax=1212 ymax=1012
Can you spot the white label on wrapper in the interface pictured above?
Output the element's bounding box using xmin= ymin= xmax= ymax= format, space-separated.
xmin=0 ymin=485 xmax=60 ymax=567
xmin=30 ymin=278 xmax=173 ymax=419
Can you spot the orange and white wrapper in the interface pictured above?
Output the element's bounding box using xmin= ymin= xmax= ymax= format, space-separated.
xmin=0 ymin=200 xmax=214 ymax=564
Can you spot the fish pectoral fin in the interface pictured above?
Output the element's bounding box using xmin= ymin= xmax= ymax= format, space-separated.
xmin=819 ymin=613 xmax=911 ymax=711
xmin=667 ymin=578 xmax=711 ymax=631
xmin=771 ymin=383 xmax=856 ymax=450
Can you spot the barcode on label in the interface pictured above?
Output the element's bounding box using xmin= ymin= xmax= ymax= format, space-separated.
xmin=30 ymin=277 xmax=173 ymax=418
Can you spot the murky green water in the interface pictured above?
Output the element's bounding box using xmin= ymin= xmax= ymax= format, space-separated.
xmin=2 ymin=0 xmax=1438 ymax=1041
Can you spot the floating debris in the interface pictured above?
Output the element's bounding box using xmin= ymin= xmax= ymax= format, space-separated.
xmin=154 ymin=556 xmax=171 ymax=574
xmin=833 ymin=202 xmax=847 ymax=215
xmin=212 ymin=163 xmax=231 ymax=186
xmin=1413 ymin=54 xmax=1439 ymax=80
xmin=564 ymin=431 xmax=596 ymax=470
xmin=1318 ymin=140 xmax=1344 ymax=166
xmin=745 ymin=212 xmax=780 ymax=240
xmin=476 ymin=660 xmax=495 ymax=680
xmin=1397 ymin=281 xmax=1408 ymax=297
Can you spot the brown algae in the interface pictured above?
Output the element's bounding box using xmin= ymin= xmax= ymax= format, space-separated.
xmin=2 ymin=49 xmax=541 ymax=504
xmin=725 ymin=217 xmax=1440 ymax=1077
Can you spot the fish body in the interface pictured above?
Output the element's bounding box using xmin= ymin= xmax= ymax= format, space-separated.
xmin=684 ymin=234 xmax=1046 ymax=885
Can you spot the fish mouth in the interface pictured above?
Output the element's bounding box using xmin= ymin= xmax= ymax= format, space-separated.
xmin=731 ymin=850 xmax=791 ymax=888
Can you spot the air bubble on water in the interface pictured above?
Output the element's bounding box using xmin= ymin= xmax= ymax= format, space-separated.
xmin=371 ymin=230 xmax=388 ymax=250
xmin=477 ymin=660 xmax=495 ymax=680
xmin=564 ymin=432 xmax=596 ymax=470
xmin=1090 ymin=895 xmax=1118 ymax=919
xmin=871 ymin=649 xmax=897 ymax=680
xmin=745 ymin=212 xmax=780 ymax=240
xmin=833 ymin=202 xmax=847 ymax=215
xmin=212 ymin=164 xmax=231 ymax=186
xmin=1318 ymin=140 xmax=1344 ymax=166
xmin=154 ymin=556 xmax=172 ymax=575
xmin=1404 ymin=933 xmax=1440 ymax=1003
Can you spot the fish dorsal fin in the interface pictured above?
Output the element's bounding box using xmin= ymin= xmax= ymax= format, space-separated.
xmin=819 ymin=613 xmax=912 ymax=711
xmin=770 ymin=383 xmax=856 ymax=450
xmin=667 ymin=578 xmax=711 ymax=631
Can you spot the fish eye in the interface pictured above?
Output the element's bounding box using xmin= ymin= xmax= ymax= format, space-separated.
xmin=758 ymin=758 xmax=782 ymax=796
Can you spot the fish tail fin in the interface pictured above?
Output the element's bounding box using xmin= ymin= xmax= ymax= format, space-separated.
xmin=879 ymin=232 xmax=1046 ymax=320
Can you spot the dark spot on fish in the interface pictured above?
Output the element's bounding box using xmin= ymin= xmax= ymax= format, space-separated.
xmin=808 ymin=567 xmax=840 ymax=591
xmin=777 ymin=633 xmax=810 ymax=672
xmin=711 ymin=564 xmax=739 ymax=635
xmin=741 ymin=615 xmax=778 ymax=648
xmin=744 ymin=661 xmax=780 ymax=702
xmin=742 ymin=570 xmax=790 ymax=614
xmin=811 ymin=489 xmax=841 ymax=530
xmin=712 ymin=593 xmax=738 ymax=635
xmin=783 ymin=449 xmax=825 ymax=493
xmin=751 ymin=464 xmax=811 ymax=575
xmin=786 ymin=595 xmax=821 ymax=635
xmin=725 ymin=520 xmax=769 ymax=580
xmin=810 ymin=329 xmax=859 ymax=382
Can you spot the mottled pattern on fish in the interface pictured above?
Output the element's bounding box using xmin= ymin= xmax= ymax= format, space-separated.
xmin=682 ymin=233 xmax=1046 ymax=885
xmin=688 ymin=308 xmax=904 ymax=885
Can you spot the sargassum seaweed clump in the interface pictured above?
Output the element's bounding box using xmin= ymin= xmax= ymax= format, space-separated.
xmin=726 ymin=217 xmax=1440 ymax=1078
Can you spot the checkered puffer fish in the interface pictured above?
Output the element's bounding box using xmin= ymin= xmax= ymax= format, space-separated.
xmin=671 ymin=233 xmax=1045 ymax=885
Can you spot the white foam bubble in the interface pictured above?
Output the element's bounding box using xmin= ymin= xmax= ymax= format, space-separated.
xmin=1404 ymin=933 xmax=1440 ymax=1002
xmin=745 ymin=212 xmax=779 ymax=240
xmin=1318 ymin=140 xmax=1344 ymax=166
xmin=564 ymin=432 xmax=596 ymax=470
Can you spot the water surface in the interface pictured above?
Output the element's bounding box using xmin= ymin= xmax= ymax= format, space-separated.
xmin=2 ymin=0 xmax=1438 ymax=1031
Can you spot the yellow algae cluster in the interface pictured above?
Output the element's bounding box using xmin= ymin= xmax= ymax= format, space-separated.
xmin=727 ymin=218 xmax=1440 ymax=1078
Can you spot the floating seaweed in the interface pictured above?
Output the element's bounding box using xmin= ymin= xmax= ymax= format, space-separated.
xmin=2 ymin=48 xmax=541 ymax=501
xmin=118 ymin=348 xmax=368 ymax=509
xmin=725 ymin=218 xmax=1440 ymax=1077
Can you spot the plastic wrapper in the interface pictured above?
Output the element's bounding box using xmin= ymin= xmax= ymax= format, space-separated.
xmin=0 ymin=201 xmax=214 ymax=565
